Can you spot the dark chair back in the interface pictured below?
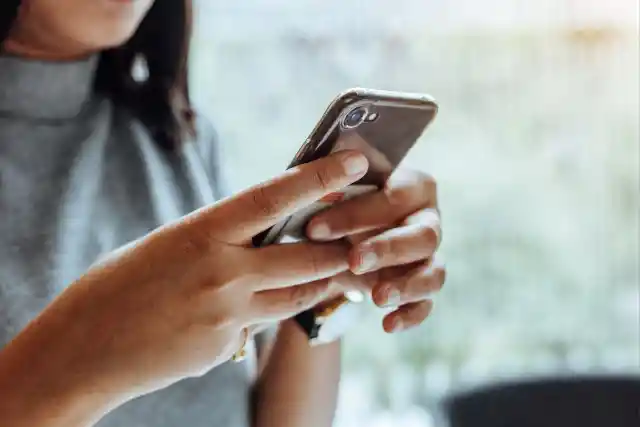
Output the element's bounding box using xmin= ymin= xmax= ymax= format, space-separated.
xmin=443 ymin=376 xmax=640 ymax=427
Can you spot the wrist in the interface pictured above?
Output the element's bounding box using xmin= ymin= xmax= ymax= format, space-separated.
xmin=291 ymin=294 xmax=362 ymax=346
xmin=275 ymin=318 xmax=342 ymax=360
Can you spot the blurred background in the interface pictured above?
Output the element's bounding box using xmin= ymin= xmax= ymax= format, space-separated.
xmin=190 ymin=1 xmax=639 ymax=426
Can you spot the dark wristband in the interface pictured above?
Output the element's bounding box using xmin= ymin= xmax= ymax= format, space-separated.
xmin=293 ymin=309 xmax=321 ymax=340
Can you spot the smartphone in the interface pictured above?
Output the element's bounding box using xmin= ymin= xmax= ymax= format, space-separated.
xmin=253 ymin=88 xmax=438 ymax=344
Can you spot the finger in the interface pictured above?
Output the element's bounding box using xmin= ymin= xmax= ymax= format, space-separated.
xmin=313 ymin=266 xmax=414 ymax=306
xmin=348 ymin=209 xmax=441 ymax=274
xmin=383 ymin=300 xmax=434 ymax=333
xmin=327 ymin=269 xmax=378 ymax=296
xmin=249 ymin=241 xmax=350 ymax=291
xmin=197 ymin=151 xmax=369 ymax=244
xmin=323 ymin=263 xmax=427 ymax=299
xmin=249 ymin=279 xmax=332 ymax=323
xmin=307 ymin=170 xmax=437 ymax=241
xmin=371 ymin=260 xmax=446 ymax=308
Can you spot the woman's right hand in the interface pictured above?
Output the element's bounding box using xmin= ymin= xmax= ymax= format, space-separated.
xmin=0 ymin=150 xmax=369 ymax=425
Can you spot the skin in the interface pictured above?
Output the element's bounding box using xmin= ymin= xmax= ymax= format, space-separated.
xmin=0 ymin=2 xmax=446 ymax=426
xmin=5 ymin=0 xmax=155 ymax=59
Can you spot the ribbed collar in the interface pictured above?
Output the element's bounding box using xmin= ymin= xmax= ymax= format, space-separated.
xmin=0 ymin=54 xmax=98 ymax=120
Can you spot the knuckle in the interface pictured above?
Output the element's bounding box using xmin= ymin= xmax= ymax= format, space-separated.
xmin=203 ymin=309 xmax=235 ymax=330
xmin=251 ymin=186 xmax=282 ymax=219
xmin=289 ymin=284 xmax=309 ymax=303
xmin=289 ymin=284 xmax=321 ymax=308
xmin=313 ymin=168 xmax=333 ymax=191
xmin=336 ymin=206 xmax=360 ymax=231
xmin=179 ymin=227 xmax=214 ymax=258
xmin=375 ymin=237 xmax=400 ymax=261
xmin=215 ymin=270 xmax=246 ymax=294
xmin=387 ymin=184 xmax=415 ymax=208
xmin=362 ymin=270 xmax=381 ymax=292
xmin=302 ymin=245 xmax=322 ymax=277
xmin=208 ymin=248 xmax=253 ymax=288
xmin=196 ymin=285 xmax=244 ymax=325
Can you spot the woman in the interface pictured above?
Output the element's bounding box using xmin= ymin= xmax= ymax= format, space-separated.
xmin=0 ymin=1 xmax=445 ymax=426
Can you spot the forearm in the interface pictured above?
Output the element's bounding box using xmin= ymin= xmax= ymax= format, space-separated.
xmin=0 ymin=296 xmax=118 ymax=427
xmin=254 ymin=319 xmax=342 ymax=427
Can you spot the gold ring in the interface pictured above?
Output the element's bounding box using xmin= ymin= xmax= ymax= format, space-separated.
xmin=232 ymin=327 xmax=249 ymax=362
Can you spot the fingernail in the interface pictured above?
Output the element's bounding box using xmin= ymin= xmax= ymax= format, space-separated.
xmin=309 ymin=221 xmax=331 ymax=240
xmin=355 ymin=247 xmax=377 ymax=273
xmin=390 ymin=316 xmax=404 ymax=333
xmin=343 ymin=153 xmax=368 ymax=176
xmin=382 ymin=286 xmax=401 ymax=308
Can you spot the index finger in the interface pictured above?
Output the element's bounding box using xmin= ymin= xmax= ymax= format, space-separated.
xmin=202 ymin=150 xmax=369 ymax=244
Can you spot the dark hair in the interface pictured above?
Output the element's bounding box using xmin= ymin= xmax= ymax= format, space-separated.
xmin=0 ymin=0 xmax=195 ymax=150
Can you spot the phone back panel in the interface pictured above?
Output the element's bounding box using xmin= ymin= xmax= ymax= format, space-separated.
xmin=254 ymin=88 xmax=438 ymax=247
xmin=291 ymin=88 xmax=437 ymax=186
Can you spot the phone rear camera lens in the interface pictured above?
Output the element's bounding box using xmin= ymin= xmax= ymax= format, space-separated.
xmin=342 ymin=106 xmax=368 ymax=129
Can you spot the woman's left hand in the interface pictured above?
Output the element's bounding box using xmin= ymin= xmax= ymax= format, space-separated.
xmin=306 ymin=169 xmax=445 ymax=333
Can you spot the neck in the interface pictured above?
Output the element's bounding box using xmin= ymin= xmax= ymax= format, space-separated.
xmin=3 ymin=22 xmax=94 ymax=61
xmin=0 ymin=52 xmax=99 ymax=120
xmin=3 ymin=39 xmax=89 ymax=62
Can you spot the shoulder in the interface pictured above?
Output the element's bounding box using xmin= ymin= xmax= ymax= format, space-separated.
xmin=106 ymin=100 xmax=230 ymax=196
xmin=107 ymin=100 xmax=220 ymax=163
xmin=191 ymin=112 xmax=221 ymax=170
xmin=189 ymin=111 xmax=232 ymax=197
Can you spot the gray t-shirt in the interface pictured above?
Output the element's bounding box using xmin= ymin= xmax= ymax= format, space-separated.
xmin=0 ymin=55 xmax=253 ymax=427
